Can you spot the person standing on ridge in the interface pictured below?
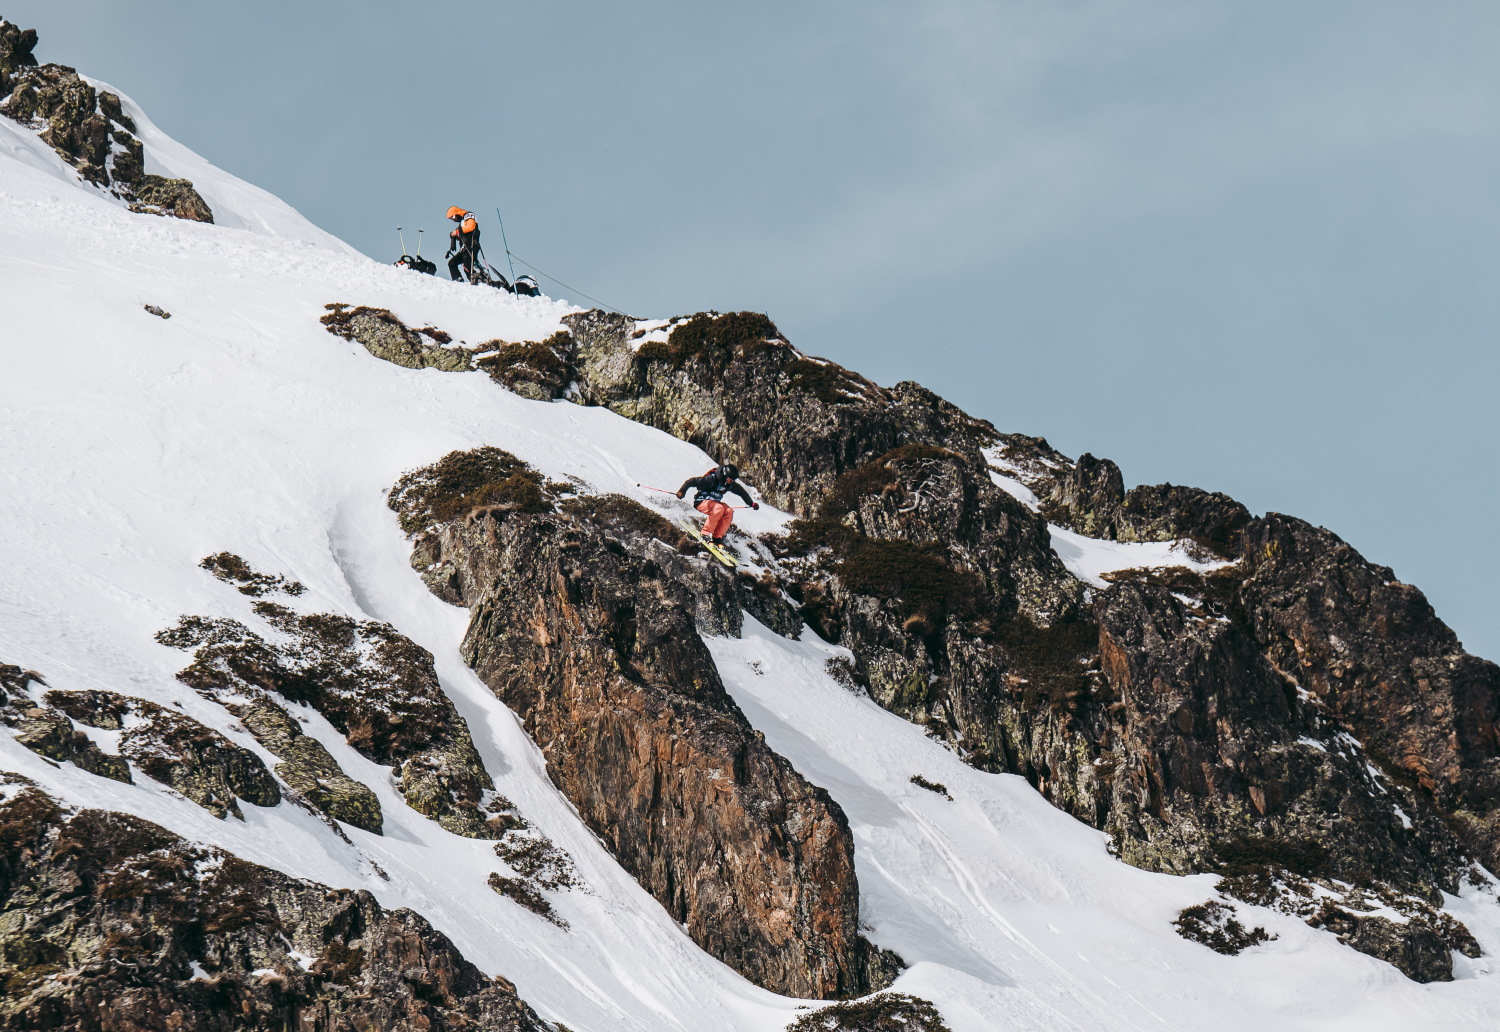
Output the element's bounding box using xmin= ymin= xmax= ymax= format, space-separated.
xmin=677 ymin=463 xmax=757 ymax=544
xmin=445 ymin=206 xmax=480 ymax=282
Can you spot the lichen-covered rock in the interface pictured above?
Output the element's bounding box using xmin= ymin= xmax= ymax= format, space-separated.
xmin=338 ymin=296 xmax=1496 ymax=983
xmin=12 ymin=706 xmax=75 ymax=762
xmin=1041 ymin=452 xmax=1124 ymax=539
xmin=96 ymin=89 xmax=134 ymax=132
xmin=0 ymin=19 xmax=39 ymax=96
xmin=12 ymin=706 xmax=131 ymax=784
xmin=127 ymin=173 xmax=214 ymax=222
xmin=0 ymin=62 xmax=112 ymax=184
xmin=43 ymin=688 xmax=132 ymax=729
xmin=1095 ymin=573 xmax=1463 ymax=896
xmin=566 ymin=310 xmax=997 ymax=515
xmin=158 ymin=595 xmax=499 ymax=838
xmin=0 ymin=22 xmax=214 ymax=222
xmin=396 ymin=449 xmax=879 ymax=1000
xmin=1342 ymin=915 xmax=1453 ymax=983
xmin=121 ymin=705 xmax=280 ymax=820
xmin=476 ymin=331 xmax=578 ymax=400
xmin=1216 ymin=866 xmax=1479 ymax=982
xmin=321 ymin=303 xmax=475 ymax=371
xmin=1039 ymin=453 xmax=1251 ymax=556
xmin=1115 ymin=483 xmax=1251 ymax=556
xmin=29 ymin=686 xmax=276 ymax=817
xmin=4 ymin=677 xmax=132 ymax=785
xmin=237 ymin=700 xmax=382 ymax=834
xmin=773 ymin=444 xmax=1102 ymax=827
xmin=0 ymin=787 xmax=554 ymax=1031
xmin=1238 ymin=514 xmax=1500 ymax=874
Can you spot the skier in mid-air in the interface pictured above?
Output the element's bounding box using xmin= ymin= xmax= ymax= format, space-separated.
xmin=677 ymin=463 xmax=757 ymax=545
xmin=444 ymin=206 xmax=481 ymax=282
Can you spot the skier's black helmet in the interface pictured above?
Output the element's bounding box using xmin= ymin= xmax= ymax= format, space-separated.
xmin=719 ymin=463 xmax=740 ymax=480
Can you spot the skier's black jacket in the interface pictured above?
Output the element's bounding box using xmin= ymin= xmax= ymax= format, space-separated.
xmin=677 ymin=467 xmax=754 ymax=506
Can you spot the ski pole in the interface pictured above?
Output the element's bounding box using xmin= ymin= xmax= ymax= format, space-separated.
xmin=397 ymin=226 xmax=408 ymax=254
xmin=637 ymin=484 xmax=680 ymax=495
xmin=495 ymin=206 xmax=518 ymax=282
xmin=416 ymin=228 xmax=425 ymax=257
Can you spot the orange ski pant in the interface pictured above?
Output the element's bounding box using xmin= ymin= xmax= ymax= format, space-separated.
xmin=696 ymin=499 xmax=734 ymax=538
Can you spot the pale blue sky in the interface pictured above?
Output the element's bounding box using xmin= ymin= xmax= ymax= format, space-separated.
xmin=9 ymin=1 xmax=1499 ymax=657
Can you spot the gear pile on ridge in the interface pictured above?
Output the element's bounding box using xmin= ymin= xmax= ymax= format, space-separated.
xmin=393 ymin=206 xmax=541 ymax=297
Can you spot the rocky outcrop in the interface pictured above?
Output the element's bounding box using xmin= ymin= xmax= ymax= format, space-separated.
xmin=128 ymin=173 xmax=215 ymax=222
xmin=3 ymin=671 xmax=134 ymax=785
xmin=3 ymin=669 xmax=274 ymax=820
xmin=394 ymin=449 xmax=878 ymax=1000
xmin=0 ymin=20 xmax=212 ymax=221
xmin=12 ymin=706 xmax=132 ymax=784
xmin=236 ymin=700 xmax=383 ymax=834
xmin=31 ymin=686 xmax=277 ymax=821
xmin=332 ymin=296 xmax=1496 ymax=980
xmin=1115 ymin=483 xmax=1251 ymax=555
xmin=321 ymin=304 xmax=475 ymax=372
xmin=1238 ymin=514 xmax=1500 ymax=872
xmin=0 ymin=20 xmax=39 ymax=96
xmin=566 ymin=310 xmax=996 ymax=514
xmin=1038 ymin=453 xmax=1250 ymax=556
xmin=158 ymin=590 xmax=500 ymax=838
xmin=1210 ymin=864 xmax=1480 ymax=982
xmin=1095 ymin=572 xmax=1464 ymax=895
xmin=554 ymin=311 xmax=1498 ymax=979
xmin=1041 ymin=452 xmax=1124 ymax=539
xmin=0 ymin=781 xmax=553 ymax=1031
xmin=119 ymin=705 xmax=281 ymax=819
xmin=786 ymin=993 xmax=951 ymax=1032
xmin=476 ymin=331 xmax=577 ymax=401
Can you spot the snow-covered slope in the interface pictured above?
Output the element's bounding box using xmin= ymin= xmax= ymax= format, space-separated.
xmin=3 ymin=95 xmax=1500 ymax=1032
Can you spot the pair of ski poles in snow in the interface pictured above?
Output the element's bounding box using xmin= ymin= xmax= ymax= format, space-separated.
xmin=637 ymin=484 xmax=753 ymax=509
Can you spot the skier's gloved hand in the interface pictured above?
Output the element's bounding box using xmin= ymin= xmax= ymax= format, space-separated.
xmin=751 ymin=502 xmax=759 ymax=510
xmin=676 ymin=490 xmax=685 ymax=499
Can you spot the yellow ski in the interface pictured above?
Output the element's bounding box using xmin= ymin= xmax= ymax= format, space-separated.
xmin=680 ymin=520 xmax=739 ymax=567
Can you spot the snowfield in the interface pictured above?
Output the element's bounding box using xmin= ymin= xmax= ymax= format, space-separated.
xmin=2 ymin=87 xmax=1500 ymax=1032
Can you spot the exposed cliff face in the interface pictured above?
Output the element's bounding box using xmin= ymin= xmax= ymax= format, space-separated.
xmin=0 ymin=19 xmax=212 ymax=220
xmin=1095 ymin=573 xmax=1463 ymax=894
xmin=393 ymin=451 xmax=879 ymax=1000
xmin=342 ymin=299 xmax=1499 ymax=981
xmin=0 ymin=779 xmax=553 ymax=1031
xmin=1239 ymin=515 xmax=1500 ymax=871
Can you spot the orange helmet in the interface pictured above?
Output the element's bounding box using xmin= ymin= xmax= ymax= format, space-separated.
xmin=446 ymin=206 xmax=467 ymax=220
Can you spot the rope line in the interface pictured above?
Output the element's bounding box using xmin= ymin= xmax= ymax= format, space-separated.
xmin=506 ymin=251 xmax=629 ymax=315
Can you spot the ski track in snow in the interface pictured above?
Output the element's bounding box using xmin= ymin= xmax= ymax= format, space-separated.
xmin=2 ymin=92 xmax=1500 ymax=1032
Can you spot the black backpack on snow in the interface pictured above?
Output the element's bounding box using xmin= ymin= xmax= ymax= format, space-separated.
xmin=395 ymin=254 xmax=437 ymax=275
